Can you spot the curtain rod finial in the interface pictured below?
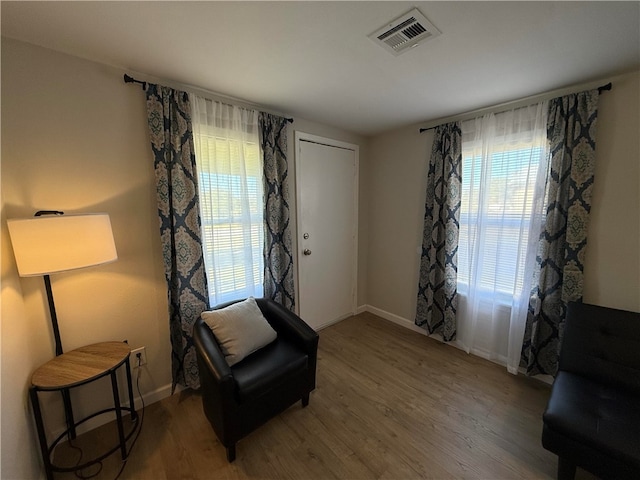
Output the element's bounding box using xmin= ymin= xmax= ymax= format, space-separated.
xmin=124 ymin=73 xmax=147 ymax=91
xmin=598 ymin=82 xmax=612 ymax=93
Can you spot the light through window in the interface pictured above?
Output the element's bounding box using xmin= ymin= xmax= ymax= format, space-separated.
xmin=191 ymin=97 xmax=264 ymax=306
xmin=458 ymin=109 xmax=548 ymax=299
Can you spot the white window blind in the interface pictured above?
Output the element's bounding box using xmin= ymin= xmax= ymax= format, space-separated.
xmin=458 ymin=146 xmax=545 ymax=296
xmin=191 ymin=96 xmax=264 ymax=306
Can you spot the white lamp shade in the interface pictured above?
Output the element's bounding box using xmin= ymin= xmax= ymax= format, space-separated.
xmin=7 ymin=214 xmax=118 ymax=276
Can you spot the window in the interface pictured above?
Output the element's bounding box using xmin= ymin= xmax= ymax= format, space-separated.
xmin=457 ymin=105 xmax=549 ymax=300
xmin=191 ymin=97 xmax=264 ymax=306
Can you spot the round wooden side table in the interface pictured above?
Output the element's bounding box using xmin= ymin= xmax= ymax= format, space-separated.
xmin=30 ymin=342 xmax=139 ymax=480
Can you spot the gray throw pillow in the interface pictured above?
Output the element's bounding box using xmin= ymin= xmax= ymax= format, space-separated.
xmin=201 ymin=297 xmax=277 ymax=366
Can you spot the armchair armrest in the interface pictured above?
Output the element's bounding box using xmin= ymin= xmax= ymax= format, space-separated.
xmin=256 ymin=298 xmax=319 ymax=354
xmin=193 ymin=318 xmax=233 ymax=384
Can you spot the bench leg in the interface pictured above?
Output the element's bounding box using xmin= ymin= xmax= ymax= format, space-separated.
xmin=226 ymin=444 xmax=236 ymax=463
xmin=301 ymin=393 xmax=309 ymax=408
xmin=557 ymin=457 xmax=576 ymax=480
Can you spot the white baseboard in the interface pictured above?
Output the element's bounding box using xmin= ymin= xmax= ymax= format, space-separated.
xmin=361 ymin=304 xmax=432 ymax=337
xmin=361 ymin=304 xmax=473 ymax=352
xmin=361 ymin=304 xmax=501 ymax=360
xmin=134 ymin=380 xmax=184 ymax=409
xmin=316 ymin=311 xmax=355 ymax=331
xmin=358 ymin=304 xmax=553 ymax=385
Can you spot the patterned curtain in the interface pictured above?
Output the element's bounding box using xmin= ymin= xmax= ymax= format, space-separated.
xmin=258 ymin=113 xmax=295 ymax=311
xmin=521 ymin=89 xmax=600 ymax=376
xmin=146 ymin=84 xmax=209 ymax=390
xmin=415 ymin=122 xmax=462 ymax=341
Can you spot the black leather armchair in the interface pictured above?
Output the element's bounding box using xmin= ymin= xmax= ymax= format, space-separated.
xmin=193 ymin=298 xmax=319 ymax=462
xmin=542 ymin=302 xmax=640 ymax=480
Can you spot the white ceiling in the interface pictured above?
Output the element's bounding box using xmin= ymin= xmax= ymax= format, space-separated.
xmin=2 ymin=1 xmax=639 ymax=136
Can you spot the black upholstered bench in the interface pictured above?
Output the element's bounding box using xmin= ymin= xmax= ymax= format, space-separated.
xmin=542 ymin=302 xmax=640 ymax=480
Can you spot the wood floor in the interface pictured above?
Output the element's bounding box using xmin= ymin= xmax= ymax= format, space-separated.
xmin=53 ymin=312 xmax=594 ymax=479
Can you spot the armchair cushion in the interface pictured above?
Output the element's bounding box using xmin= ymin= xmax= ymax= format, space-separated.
xmin=201 ymin=297 xmax=277 ymax=366
xmin=232 ymin=340 xmax=308 ymax=403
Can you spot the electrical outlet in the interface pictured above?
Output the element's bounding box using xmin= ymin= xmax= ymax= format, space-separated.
xmin=131 ymin=347 xmax=147 ymax=367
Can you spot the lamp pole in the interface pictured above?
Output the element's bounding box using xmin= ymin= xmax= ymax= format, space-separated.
xmin=43 ymin=275 xmax=63 ymax=356
xmin=36 ymin=212 xmax=75 ymax=438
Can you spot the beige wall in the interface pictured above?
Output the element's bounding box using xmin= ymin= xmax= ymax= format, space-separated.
xmin=1 ymin=38 xmax=368 ymax=479
xmin=582 ymin=71 xmax=640 ymax=311
xmin=366 ymin=70 xmax=640 ymax=326
xmin=2 ymin=37 xmax=171 ymax=480
xmin=366 ymin=126 xmax=434 ymax=321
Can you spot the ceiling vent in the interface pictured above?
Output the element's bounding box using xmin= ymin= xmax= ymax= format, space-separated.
xmin=369 ymin=8 xmax=441 ymax=56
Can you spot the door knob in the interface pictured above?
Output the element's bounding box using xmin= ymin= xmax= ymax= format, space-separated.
xmin=303 ymin=249 xmax=312 ymax=256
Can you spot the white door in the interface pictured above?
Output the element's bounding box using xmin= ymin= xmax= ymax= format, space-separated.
xmin=296 ymin=133 xmax=358 ymax=330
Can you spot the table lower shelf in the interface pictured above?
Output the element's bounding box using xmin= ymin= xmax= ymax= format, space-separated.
xmin=48 ymin=407 xmax=139 ymax=474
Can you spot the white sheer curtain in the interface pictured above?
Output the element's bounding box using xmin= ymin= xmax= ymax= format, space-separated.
xmin=456 ymin=102 xmax=549 ymax=374
xmin=191 ymin=95 xmax=264 ymax=306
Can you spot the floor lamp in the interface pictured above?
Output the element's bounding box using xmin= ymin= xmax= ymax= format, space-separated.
xmin=7 ymin=211 xmax=118 ymax=436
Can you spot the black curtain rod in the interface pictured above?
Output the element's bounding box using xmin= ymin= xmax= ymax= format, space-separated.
xmin=123 ymin=74 xmax=294 ymax=123
xmin=124 ymin=74 xmax=147 ymax=90
xmin=419 ymin=82 xmax=613 ymax=133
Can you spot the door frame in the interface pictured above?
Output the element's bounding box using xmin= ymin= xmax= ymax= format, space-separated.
xmin=294 ymin=131 xmax=359 ymax=325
